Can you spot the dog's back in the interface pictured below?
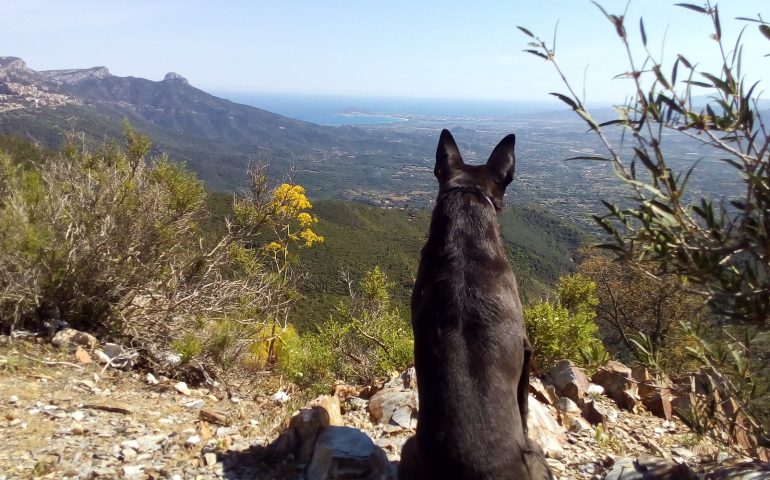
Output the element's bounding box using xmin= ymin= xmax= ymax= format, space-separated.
xmin=399 ymin=130 xmax=551 ymax=480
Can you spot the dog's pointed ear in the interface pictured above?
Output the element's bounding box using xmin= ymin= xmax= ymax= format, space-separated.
xmin=486 ymin=133 xmax=516 ymax=186
xmin=435 ymin=129 xmax=463 ymax=180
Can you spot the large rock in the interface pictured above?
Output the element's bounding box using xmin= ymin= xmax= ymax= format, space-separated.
xmin=384 ymin=367 xmax=417 ymax=390
xmin=529 ymin=378 xmax=558 ymax=406
xmin=669 ymin=374 xmax=696 ymax=419
xmin=582 ymin=399 xmax=618 ymax=426
xmin=633 ymin=366 xmax=675 ymax=419
xmin=527 ymin=395 xmax=566 ymax=458
xmin=604 ymin=455 xmax=694 ymax=480
xmin=270 ymin=399 xmax=341 ymax=463
xmin=306 ymin=426 xmax=391 ymax=480
xmin=52 ymin=328 xmax=97 ymax=350
xmin=554 ymin=397 xmax=580 ymax=414
xmin=591 ymin=361 xmax=640 ymax=411
xmin=643 ymin=391 xmax=673 ymax=420
xmin=368 ymin=388 xmax=417 ymax=426
xmin=306 ymin=395 xmax=344 ymax=427
xmin=549 ymin=360 xmax=590 ymax=405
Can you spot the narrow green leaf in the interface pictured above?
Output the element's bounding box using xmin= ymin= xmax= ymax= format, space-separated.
xmin=517 ymin=26 xmax=535 ymax=38
xmin=591 ymin=1 xmax=613 ymax=22
xmin=634 ymin=147 xmax=657 ymax=173
xmin=592 ymin=216 xmax=618 ymax=236
xmin=678 ymin=54 xmax=693 ymax=69
xmin=736 ymin=17 xmax=763 ymax=24
xmin=760 ymin=24 xmax=770 ymax=41
xmin=598 ymin=119 xmax=627 ymax=127
xmin=713 ymin=6 xmax=721 ymax=40
xmin=702 ymin=72 xmax=733 ymax=93
xmin=565 ymin=155 xmax=610 ymax=161
xmin=594 ymin=243 xmax=626 ymax=252
xmin=685 ymin=80 xmax=712 ymax=88
xmin=719 ymin=157 xmax=744 ymax=170
xmin=524 ymin=49 xmax=549 ymax=60
xmin=640 ymin=17 xmax=647 ymax=46
xmin=549 ymin=92 xmax=579 ymax=110
xmin=678 ymin=160 xmax=700 ymax=193
xmin=671 ymin=58 xmax=680 ymax=86
xmin=653 ymin=65 xmax=671 ymax=90
xmin=675 ymin=3 xmax=707 ymax=14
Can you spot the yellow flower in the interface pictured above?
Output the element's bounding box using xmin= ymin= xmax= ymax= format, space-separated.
xmin=264 ymin=241 xmax=285 ymax=253
xmin=297 ymin=212 xmax=316 ymax=227
xmin=271 ymin=183 xmax=312 ymax=216
xmin=299 ymin=228 xmax=324 ymax=247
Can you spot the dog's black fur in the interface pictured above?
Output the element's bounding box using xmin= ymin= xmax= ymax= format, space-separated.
xmin=398 ymin=130 xmax=552 ymax=480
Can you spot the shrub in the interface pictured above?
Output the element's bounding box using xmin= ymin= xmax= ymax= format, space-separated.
xmin=525 ymin=273 xmax=602 ymax=371
xmin=577 ymin=248 xmax=702 ymax=372
xmin=0 ymin=126 xmax=321 ymax=386
xmin=281 ymin=266 xmax=413 ymax=391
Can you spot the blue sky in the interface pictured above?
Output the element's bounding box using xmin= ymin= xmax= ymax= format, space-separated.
xmin=2 ymin=1 xmax=768 ymax=103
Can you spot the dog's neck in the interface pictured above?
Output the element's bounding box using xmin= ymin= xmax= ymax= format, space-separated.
xmin=437 ymin=185 xmax=500 ymax=212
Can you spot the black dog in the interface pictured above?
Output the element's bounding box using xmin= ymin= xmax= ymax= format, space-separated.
xmin=398 ymin=130 xmax=551 ymax=479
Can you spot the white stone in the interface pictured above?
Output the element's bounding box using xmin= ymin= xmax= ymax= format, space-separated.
xmin=122 ymin=465 xmax=143 ymax=477
xmin=182 ymin=399 xmax=205 ymax=409
xmin=587 ymin=384 xmax=605 ymax=396
xmin=121 ymin=440 xmax=140 ymax=450
xmin=174 ymin=382 xmax=191 ymax=396
xmin=95 ymin=350 xmax=111 ymax=364
xmin=271 ymin=390 xmax=290 ymax=403
xmin=204 ymin=452 xmax=217 ymax=467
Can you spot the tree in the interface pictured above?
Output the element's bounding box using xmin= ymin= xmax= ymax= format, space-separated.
xmin=520 ymin=1 xmax=770 ymax=448
xmin=577 ymin=248 xmax=701 ymax=372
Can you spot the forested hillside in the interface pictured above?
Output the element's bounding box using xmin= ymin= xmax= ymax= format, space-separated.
xmin=260 ymin=202 xmax=582 ymax=330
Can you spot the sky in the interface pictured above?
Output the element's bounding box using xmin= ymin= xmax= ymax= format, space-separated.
xmin=1 ymin=0 xmax=768 ymax=104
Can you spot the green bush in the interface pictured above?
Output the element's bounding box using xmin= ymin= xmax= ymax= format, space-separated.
xmin=281 ymin=267 xmax=413 ymax=391
xmin=0 ymin=127 xmax=318 ymax=387
xmin=0 ymin=124 xmax=204 ymax=334
xmin=525 ymin=273 xmax=602 ymax=371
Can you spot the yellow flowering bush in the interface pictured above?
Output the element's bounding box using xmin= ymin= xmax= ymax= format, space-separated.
xmin=265 ymin=183 xmax=324 ymax=252
xmin=220 ymin=172 xmax=324 ymax=374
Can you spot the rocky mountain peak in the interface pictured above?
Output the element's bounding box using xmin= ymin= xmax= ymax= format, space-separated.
xmin=164 ymin=72 xmax=189 ymax=85
xmin=39 ymin=66 xmax=111 ymax=84
xmin=0 ymin=56 xmax=36 ymax=82
xmin=0 ymin=56 xmax=28 ymax=71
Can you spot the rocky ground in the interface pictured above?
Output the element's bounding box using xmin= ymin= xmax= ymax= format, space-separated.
xmin=1 ymin=332 xmax=768 ymax=479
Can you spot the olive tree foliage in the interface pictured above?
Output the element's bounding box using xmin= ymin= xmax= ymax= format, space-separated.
xmin=0 ymin=125 xmax=322 ymax=385
xmin=520 ymin=1 xmax=769 ymax=447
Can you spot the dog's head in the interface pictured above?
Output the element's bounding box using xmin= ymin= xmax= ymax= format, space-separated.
xmin=434 ymin=129 xmax=516 ymax=209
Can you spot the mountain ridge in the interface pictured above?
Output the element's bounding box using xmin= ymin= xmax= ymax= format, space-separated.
xmin=0 ymin=56 xmax=434 ymax=192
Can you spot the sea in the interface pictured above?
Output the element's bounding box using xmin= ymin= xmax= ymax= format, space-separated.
xmin=212 ymin=91 xmax=559 ymax=126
